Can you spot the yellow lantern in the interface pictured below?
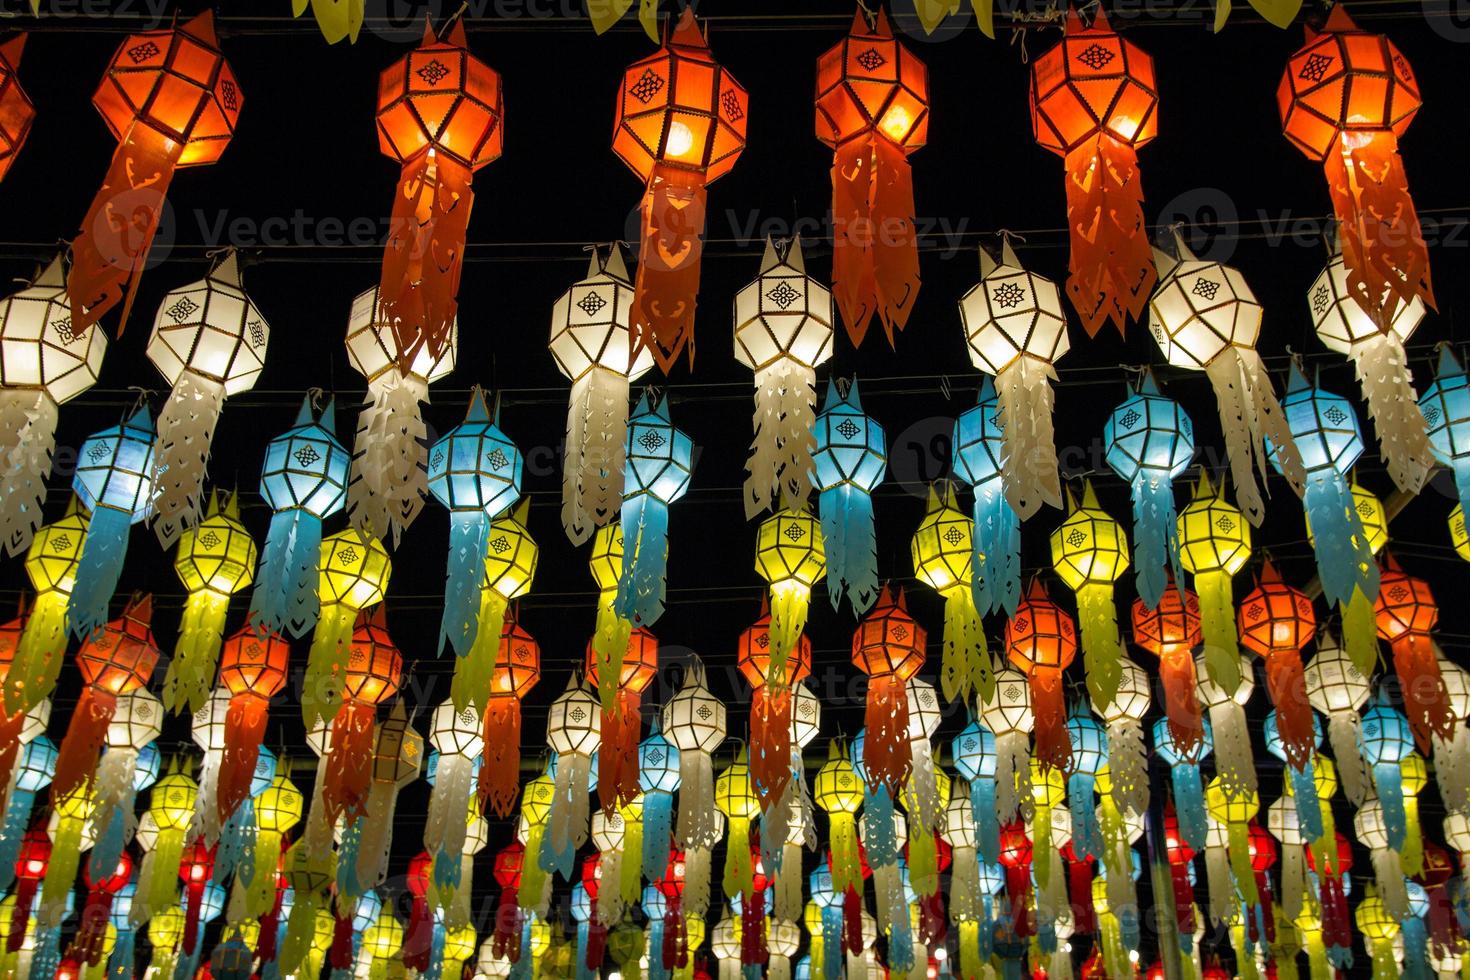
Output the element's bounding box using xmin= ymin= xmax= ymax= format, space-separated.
xmin=1205 ymin=776 xmax=1261 ymax=908
xmin=1452 ymin=504 xmax=1470 ymax=563
xmin=1 ymin=498 xmax=87 ymax=714
xmin=248 ymin=773 xmax=303 ymax=917
xmin=1049 ymin=479 xmax=1129 ymax=708
xmin=1177 ymin=469 xmax=1251 ymax=695
xmin=716 ymin=748 xmax=760 ymax=901
xmin=360 ymin=907 xmax=404 ymax=980
xmin=455 ymin=496 xmax=537 ymax=715
xmin=445 ymin=924 xmax=478 ymax=976
xmin=911 ymin=483 xmax=991 ymax=703
xmin=163 ymin=491 xmax=256 ymax=715
xmin=515 ymin=771 xmax=555 ymax=908
xmin=136 ymin=767 xmax=198 ymax=926
xmin=305 ymin=528 xmax=390 ymax=726
xmin=588 ymin=522 xmax=634 ymax=691
xmin=814 ymin=740 xmax=864 ymax=903
xmin=754 ymin=500 xmax=825 ymax=672
xmin=1400 ymin=753 xmax=1428 ymax=876
xmin=145 ymin=907 xmax=185 ymax=977
xmin=1355 ymin=890 xmax=1401 ymax=980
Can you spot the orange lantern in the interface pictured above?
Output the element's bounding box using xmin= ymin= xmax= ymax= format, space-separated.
xmin=321 ymin=606 xmax=402 ymax=828
xmin=216 ymin=625 xmax=290 ymax=825
xmin=0 ymin=34 xmax=35 ymax=184
xmin=51 ymin=593 xmax=160 ymax=801
xmin=1005 ymin=578 xmax=1077 ymax=773
xmin=1278 ymin=7 xmax=1431 ymax=331
xmin=374 ymin=19 xmax=502 ymax=372
xmin=737 ymin=600 xmax=813 ymax=811
xmin=850 ymin=585 xmax=926 ymax=796
xmin=814 ymin=10 xmax=928 ymax=347
xmin=586 ymin=626 xmax=658 ymax=812
xmin=612 ymin=8 xmax=747 ymax=371
xmin=1131 ymin=574 xmax=1204 ymax=757
xmin=67 ymin=12 xmax=240 ymax=336
xmin=1237 ymin=561 xmax=1317 ymax=771
xmin=1375 ymin=554 xmax=1455 ymax=750
xmin=1029 ymin=8 xmax=1158 ymax=336
xmin=479 ymin=603 xmax=541 ymax=818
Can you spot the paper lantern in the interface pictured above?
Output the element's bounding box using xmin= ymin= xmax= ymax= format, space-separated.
xmin=1264 ymin=708 xmax=1328 ymax=851
xmin=911 ymin=484 xmax=989 ymax=703
xmin=638 ymin=723 xmax=681 ymax=886
xmin=1279 ymin=7 xmax=1432 ymax=332
xmin=478 ymin=604 xmax=540 ymax=819
xmin=0 ymin=734 xmax=53 ymax=896
xmin=547 ymin=675 xmax=601 ymax=875
xmin=144 ymin=252 xmax=269 ymax=545
xmin=303 ymin=528 xmax=390 ymax=726
xmin=1358 ymin=692 xmax=1415 ymax=856
xmin=133 ymin=767 xmax=198 ymax=928
xmin=1177 ymin=469 xmax=1252 ymax=699
xmin=214 ymin=626 xmax=289 ymax=827
xmin=278 ymin=839 xmax=333 ymax=975
xmin=616 ymin=391 xmax=693 ymax=632
xmin=899 ymin=759 xmax=950 ymax=906
xmin=1195 ymin=649 xmax=1255 ymax=801
xmin=85 ymin=690 xmax=160 ymax=883
xmin=1029 ymin=8 xmax=1157 ymax=335
xmin=5 ymin=829 xmax=49 ymax=953
xmin=951 ymin=380 xmax=1019 ymax=622
xmin=424 ymin=699 xmax=484 ymax=887
xmin=756 ymin=497 xmax=825 ymax=671
xmin=0 ymin=34 xmax=33 ymax=183
xmin=739 ymin=603 xmax=813 ymax=810
xmin=1356 ymin=890 xmax=1404 ymax=980
xmin=664 ymin=661 xmax=727 ymax=851
xmin=1004 ymin=579 xmax=1076 ymax=774
xmin=453 ymin=495 xmax=539 ymax=717
xmin=591 ymin=805 xmax=632 ymax=924
xmin=1432 ymin=654 xmax=1470 ymax=818
xmin=812 ymin=378 xmax=886 ymax=614
xmin=1355 ymin=797 xmax=1410 ymax=922
xmin=716 ymin=750 xmax=761 ymax=905
xmin=1304 ymin=630 xmax=1372 ymax=806
xmin=1131 ymin=575 xmax=1204 ymax=762
xmin=852 ymin=727 xmax=904 ymax=939
xmin=70 ymin=851 xmax=131 ymax=969
xmin=1049 ymin=480 xmax=1128 ymax=709
xmin=354 ymin=704 xmax=421 ymax=893
xmin=67 ymin=404 xmax=156 ymax=640
xmin=1420 ymin=346 xmax=1470 ymax=547
xmin=319 ymin=608 xmax=401 ymax=831
xmin=612 ymin=8 xmax=747 ymax=370
xmin=585 ymin=624 xmax=658 ymax=813
xmin=980 ymin=668 xmax=1034 ymax=830
xmin=1237 ymin=561 xmax=1317 ymax=771
xmin=0 ymin=256 xmax=108 ymax=556
xmin=0 ymin=502 xmax=85 ymax=721
xmin=1097 ymin=658 xmax=1151 ymax=819
xmin=374 ymin=19 xmax=502 ymax=369
xmin=849 ymin=587 xmax=925 ymax=799
xmin=66 ymin=13 xmax=240 ymax=336
xmin=903 ymin=677 xmax=945 ymax=835
xmin=814 ymin=741 xmax=865 ymax=931
xmin=951 ymin=721 xmax=1000 ymax=865
xmin=1375 ymin=555 xmax=1455 ymax=749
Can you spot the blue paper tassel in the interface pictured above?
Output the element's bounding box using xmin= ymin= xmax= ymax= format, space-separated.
xmin=974 ymin=478 xmax=1021 ymax=616
xmin=820 ymin=484 xmax=877 ymax=613
xmin=890 ymin=907 xmax=915 ymax=969
xmin=648 ymin=921 xmax=668 ymax=980
xmin=1068 ymin=774 xmax=1101 ymax=861
xmin=337 ymin=817 xmax=364 ymax=902
xmin=1374 ymin=759 xmax=1408 ymax=850
xmin=89 ymin=805 xmax=127 ymax=884
xmin=863 ymin=784 xmax=898 ymax=866
xmin=643 ymin=790 xmax=674 ymax=883
xmin=1304 ymin=471 xmax=1379 ymax=607
xmin=217 ymin=798 xmax=254 ymax=883
xmin=978 ymin=896 xmax=995 ymax=960
xmin=107 ymin=928 xmax=136 ymax=979
xmin=510 ymin=920 xmax=534 ymax=980
xmin=0 ymin=787 xmax=35 ymax=891
xmin=433 ymin=845 xmax=461 ymax=892
xmin=68 ymin=503 xmax=133 ymax=639
xmin=1173 ymin=764 xmax=1208 ymax=855
xmin=1131 ymin=473 xmax=1181 ymax=610
xmin=1403 ymin=914 xmax=1430 ymax=980
xmin=441 ymin=511 xmax=490 ymax=655
xmin=1290 ymin=757 xmax=1324 ymax=843
xmin=973 ymin=780 xmax=1000 ymax=866
xmin=251 ymin=510 xmax=322 ymax=638
xmin=617 ymin=492 xmax=670 ymax=626
xmin=576 ymin=922 xmax=595 ymax=980
xmin=821 ymin=906 xmax=844 ymax=980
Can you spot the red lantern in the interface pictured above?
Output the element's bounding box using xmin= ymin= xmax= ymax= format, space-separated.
xmin=815 ymin=10 xmax=928 ymax=347
xmin=1005 ymin=579 xmax=1077 ymax=773
xmin=6 ymin=828 xmax=49 ymax=952
xmin=1245 ymin=822 xmax=1278 ymax=945
xmin=586 ymin=626 xmax=658 ymax=812
xmin=1375 ymin=553 xmax=1454 ymax=750
xmin=52 ymin=593 xmax=160 ymax=801
xmin=479 ymin=603 xmax=541 ymax=818
xmin=1160 ymin=804 xmax=1195 ymax=941
xmin=737 ymin=600 xmax=813 ymax=810
xmin=850 ymin=585 xmax=926 ymax=796
xmin=0 ymin=34 xmax=35 ymax=184
xmin=1414 ymin=841 xmax=1459 ymax=956
xmin=997 ymin=820 xmax=1034 ymax=938
xmin=658 ymin=850 xmax=689 ymax=969
xmin=1303 ymin=830 xmax=1354 ymax=954
xmin=1131 ymin=574 xmax=1203 ymax=756
xmin=67 ymin=12 xmax=240 ymax=336
xmin=403 ymin=851 xmax=434 ymax=970
xmin=1237 ymin=561 xmax=1317 ymax=770
xmin=580 ymin=852 xmax=608 ymax=970
xmin=491 ymin=841 xmax=525 ymax=961
xmin=1029 ymin=7 xmax=1158 ymax=336
xmin=322 ymin=607 xmax=402 ymax=828
xmin=216 ymin=625 xmax=290 ymax=825
xmin=374 ymin=19 xmax=503 ymax=371
xmin=612 ymin=8 xmax=747 ymax=371
xmin=68 ymin=852 xmax=132 ymax=966
xmin=179 ymin=838 xmax=217 ymax=955
xmin=1278 ymin=7 xmax=1431 ymax=330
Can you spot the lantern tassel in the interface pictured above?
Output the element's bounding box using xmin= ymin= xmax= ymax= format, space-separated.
xmin=1204 ymin=347 xmax=1307 ymax=526
xmin=67 ymin=504 xmax=133 ymax=641
xmin=1131 ymin=471 xmax=1182 ymax=611
xmin=163 ymin=590 xmax=229 ymax=716
xmin=766 ymin=582 xmax=811 ymax=672
xmin=1161 ymin=650 xmax=1205 ymax=760
xmin=478 ymin=696 xmax=522 ymax=818
xmin=1032 ymin=668 xmax=1070 ymax=774
xmin=743 ymin=360 xmax=817 ymax=519
xmin=750 ymin=686 xmax=794 ymax=809
xmin=1349 ymin=333 xmax=1434 ymax=493
xmin=940 ymin=587 xmax=991 ymax=705
xmin=218 ymin=692 xmax=269 ymax=827
xmin=549 ymin=749 xmax=591 ymax=860
xmin=1061 ymin=133 xmax=1155 ymax=337
xmin=322 ymin=699 xmax=377 ymax=829
xmin=616 ymin=491 xmax=670 ymax=628
xmin=1076 ymin=585 xmax=1123 ymax=710
xmin=1304 ymin=470 xmax=1379 ymax=609
xmin=151 ymin=373 xmax=226 ymax=548
xmin=641 ymin=790 xmax=673 ymax=883
xmin=348 ymin=371 xmax=430 ymax=546
xmin=972 ymin=777 xmax=1000 ymax=864
xmin=1106 ymin=717 xmax=1149 ymax=819
xmin=820 ymin=482 xmax=878 ymax=614
xmin=1208 ymin=700 xmax=1256 ymax=800
xmin=1391 ymin=634 xmax=1457 ymax=751
xmin=1264 ymin=652 xmax=1315 ymax=772
xmin=599 ymin=689 xmax=642 ymax=813
xmin=1287 ymin=757 xmax=1324 ymax=843
xmin=631 ymin=164 xmax=707 ymax=372
xmin=1326 ymin=712 xmax=1368 ymax=805
xmin=453 ymin=588 xmax=507 ymax=716
xmin=994 ymin=731 xmax=1031 ymax=826
xmin=861 ymin=674 xmax=910 ymax=797
xmin=424 ymin=752 xmax=474 ymax=872
xmin=830 ymin=134 xmax=919 ymax=347
xmin=303 ymin=603 xmax=355 ymax=727
xmin=38 ymin=808 xmax=83 ymax=927
xmin=0 ymin=390 xmax=58 ymax=557
xmin=973 ymin=474 xmax=1021 ymax=616
xmin=1342 ymin=586 xmax=1380 ymax=677
xmin=1195 ymin=571 xmax=1242 ymax=695
xmin=440 ymin=511 xmax=490 ymax=657
xmin=677 ymin=750 xmax=717 ymax=848
xmin=997 ymin=357 xmax=1061 ymax=520
xmin=52 ymin=686 xmax=115 ymax=802
xmin=562 ymin=367 xmax=630 ymax=545
xmin=250 ymin=509 xmax=322 ymax=640
xmin=88 ymin=750 xmax=133 ymax=878
xmin=2 ymin=593 xmax=68 ymax=717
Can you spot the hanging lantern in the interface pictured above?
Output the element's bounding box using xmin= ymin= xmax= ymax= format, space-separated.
xmin=278 ymin=840 xmax=333 ymax=976
xmin=1356 ymin=797 xmax=1411 ymax=922
xmin=612 ymin=8 xmax=747 ymax=370
xmin=1131 ymin=575 xmax=1204 ymax=758
xmin=1358 ymin=693 xmax=1415 ymax=859
xmin=424 ymin=699 xmax=483 ymax=884
xmin=585 ymin=624 xmax=658 ymax=813
xmin=733 ymin=236 xmax=834 ymax=517
xmin=546 ymin=675 xmax=601 ymax=869
xmin=1005 ymin=579 xmax=1076 ymax=775
xmin=1049 ymin=479 xmax=1128 ymax=708
xmin=144 ymin=252 xmax=269 ymax=545
xmin=0 ymin=502 xmax=86 ymax=716
xmin=739 ymin=603 xmax=813 ymax=811
xmin=86 ymin=690 xmax=160 ymax=881
xmin=1304 ymin=629 xmax=1372 ymax=805
xmin=354 ymin=704 xmax=421 ymax=893
xmin=851 ymin=587 xmax=926 ymax=800
xmin=952 ymin=378 xmax=1019 ymax=617
xmin=303 ymin=528 xmax=390 ymax=726
xmin=755 ymin=497 xmax=825 ymax=673
xmin=1420 ymin=346 xmax=1470 ymax=547
xmin=67 ymin=404 xmax=156 ymax=640
xmin=1177 ymin=469 xmax=1252 ymax=697
xmin=980 ymin=668 xmax=1034 ymax=832
xmin=374 ymin=18 xmax=502 ymax=369
xmin=1279 ymin=7 xmax=1432 ymax=333
xmin=616 ymin=391 xmax=693 ymax=631
xmin=852 ymin=727 xmax=905 ymax=943
xmin=812 ymin=378 xmax=886 ymax=614
xmin=715 ymin=750 xmax=761 ymax=905
xmin=1029 ymin=8 xmax=1158 ymax=335
xmin=951 ymin=720 xmax=1000 ymax=866
xmin=664 ymin=660 xmax=727 ymax=850
xmin=1103 ymin=370 xmax=1193 ymax=609
xmin=66 ymin=12 xmax=240 ymax=336
xmin=6 ymin=829 xmax=49 ymax=954
xmin=1375 ymin=554 xmax=1455 ymax=749
xmin=639 ymin=723 xmax=681 ymax=886
xmin=1098 ymin=658 xmax=1151 ymax=818
xmin=478 ymin=604 xmax=540 ymax=818
xmin=0 ymin=33 xmax=33 ymax=183
xmin=814 ymin=10 xmax=927 ymax=346
xmin=0 ymin=257 xmax=108 ymax=556
xmin=911 ymin=484 xmax=989 ymax=703
xmin=814 ymin=741 xmax=865 ymax=938
xmin=1196 ymin=649 xmax=1256 ymax=801
xmin=133 ymin=766 xmax=198 ymax=928
xmin=320 ymin=608 xmax=401 ymax=830
xmin=1357 ymin=890 xmax=1404 ymax=980
xmin=1237 ymin=560 xmax=1317 ymax=771
xmin=215 ymin=626 xmax=289 ymax=829
xmin=457 ymin=495 xmax=538 ymax=716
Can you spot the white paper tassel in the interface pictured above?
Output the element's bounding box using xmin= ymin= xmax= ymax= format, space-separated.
xmin=874 ymin=863 xmax=902 ymax=930
xmin=348 ymin=371 xmax=430 ymax=546
xmin=677 ymin=751 xmax=718 ymax=848
xmin=151 ymin=372 xmax=226 ymax=547
xmin=1205 ymin=347 xmax=1306 ymax=526
xmin=743 ymin=359 xmax=818 ymax=519
xmin=1105 ymin=719 xmax=1149 ymax=816
xmin=191 ymin=747 xmax=224 ymax=844
xmin=996 ymin=357 xmax=1062 ymax=520
xmin=596 ymin=849 xmax=625 ymax=923
xmin=684 ymin=840 xmax=714 ymax=916
xmin=550 ymin=751 xmax=592 ymax=856
xmin=995 ymin=732 xmax=1031 ymax=825
xmin=356 ymin=782 xmax=398 ymax=887
xmin=770 ymin=956 xmax=793 ymax=980
xmin=425 ymin=753 xmax=474 ymax=862
xmin=561 ymin=367 xmax=630 ymax=544
xmin=1327 ymin=712 xmax=1369 ymax=806
xmin=0 ymin=389 xmax=58 ymax=556
xmin=909 ymin=741 xmax=943 ymax=833
xmin=1436 ymin=728 xmax=1470 ymax=816
xmin=92 ymin=748 xmax=139 ymax=846
xmin=445 ymin=853 xmax=474 ymax=929
xmin=1208 ymin=700 xmax=1257 ymax=800
xmin=777 ymin=841 xmax=804 ymax=922
xmin=303 ymin=776 xmax=334 ymax=861
xmin=950 ymin=844 xmax=978 ymax=922
xmin=1371 ymin=846 xmax=1410 ymax=921
xmin=1204 ymin=816 xmax=1232 ymax=925
xmin=1351 ymin=332 xmax=1433 ymax=493
xmin=1280 ymin=839 xmax=1305 ymax=922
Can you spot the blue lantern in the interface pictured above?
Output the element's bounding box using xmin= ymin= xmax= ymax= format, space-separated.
xmin=250 ymin=397 xmax=349 ymax=639
xmin=812 ymin=378 xmax=886 ymax=614
xmin=1102 ymin=370 xmax=1194 ymax=610
xmin=642 ymin=885 xmax=670 ymax=979
xmin=639 ymin=719 xmax=681 ymax=883
xmin=1421 ymin=347 xmax=1470 ymax=522
xmin=953 ymin=378 xmax=1019 ymax=615
xmin=1066 ymin=704 xmax=1107 ymax=862
xmin=616 ymin=391 xmax=693 ymax=627
xmin=68 ymin=403 xmax=155 ymax=638
xmin=951 ymin=718 xmax=1000 ymax=865
xmin=1152 ymin=716 xmax=1212 ymax=854
xmin=0 ymin=734 xmax=54 ymax=891
xmin=977 ymin=861 xmax=1004 ymax=960
xmin=427 ymin=388 xmax=523 ymax=656
xmin=1404 ymin=880 xmax=1432 ymax=980
xmin=1264 ymin=709 xmax=1325 ymax=844
xmin=1359 ymin=691 xmax=1414 ymax=850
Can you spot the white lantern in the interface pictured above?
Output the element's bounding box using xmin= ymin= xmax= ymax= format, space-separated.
xmin=546 ymin=674 xmax=601 ymax=857
xmin=189 ymin=687 xmax=231 ymax=844
xmin=1266 ymin=794 xmax=1306 ymax=923
xmin=1305 ymin=631 xmax=1371 ymax=805
xmin=944 ymin=789 xmax=980 ymax=924
xmin=591 ymin=806 xmax=628 ymax=923
xmin=1444 ymin=812 xmax=1470 ymax=879
xmin=357 ymin=703 xmax=423 ymax=890
xmin=905 ymin=677 xmax=943 ymax=832
xmin=1098 ymin=658 xmax=1151 ymax=817
xmin=425 ymin=699 xmax=482 ymax=876
xmin=791 ymin=680 xmax=821 ymax=749
xmin=146 ymin=250 xmax=269 ymax=546
xmin=768 ymin=917 xmax=801 ymax=980
xmin=980 ymin=668 xmax=1033 ymax=826
xmin=1434 ymin=649 xmax=1470 ymax=818
xmin=1195 ymin=651 xmax=1255 ymax=800
xmin=663 ymin=660 xmax=727 ymax=849
xmin=92 ymin=690 xmax=162 ymax=865
xmin=1355 ymin=796 xmax=1409 ymax=921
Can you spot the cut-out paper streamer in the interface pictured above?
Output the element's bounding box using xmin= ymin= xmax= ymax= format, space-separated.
xmin=1131 ymin=576 xmax=1204 ymax=759
xmin=290 ymin=0 xmax=364 ymax=44
xmin=1099 ymin=658 xmax=1152 ymax=818
xmin=738 ymin=603 xmax=813 ymax=812
xmin=1421 ymin=347 xmax=1470 ymax=557
xmin=615 ymin=391 xmax=692 ymax=630
xmin=303 ymin=529 xmax=390 ymax=727
xmin=813 ymin=379 xmax=885 ymax=614
xmin=1237 ymin=561 xmax=1317 ymax=772
xmin=0 ymin=503 xmax=86 ymax=717
xmin=67 ymin=12 xmax=240 ymax=336
xmin=1005 ymin=580 xmax=1076 ymax=774
xmin=424 ymin=700 xmax=483 ymax=887
xmin=1049 ymin=480 xmax=1129 ymax=709
xmin=68 ymin=404 xmax=156 ymax=641
xmin=249 ymin=398 xmax=348 ymax=641
xmin=355 ymin=704 xmax=422 ymax=894
xmin=734 ymin=236 xmax=834 ymax=517
xmin=374 ymin=19 xmax=502 ymax=371
xmin=586 ymin=623 xmax=657 ymax=813
xmin=478 ymin=605 xmax=540 ymax=819
xmin=1196 ymin=650 xmax=1255 ymax=801
xmin=1375 ymin=555 xmax=1456 ymax=750
xmin=215 ymin=626 xmax=289 ymax=828
xmin=546 ymin=675 xmax=600 ymax=875
xmin=551 ymin=244 xmax=651 ymax=544
xmin=815 ymin=10 xmax=927 ymax=346
xmin=911 ymin=484 xmax=990 ymax=704
xmin=952 ymin=378 xmax=1019 ymax=616
xmin=1029 ymin=8 xmax=1157 ymax=335
xmin=84 ymin=689 xmax=157 ymax=881
xmin=0 ymin=256 xmax=107 ymax=556
xmin=852 ymin=586 xmax=926 ymax=801
xmin=1304 ymin=630 xmax=1371 ymax=806
xmin=755 ymin=499 xmax=825 ymax=679
xmin=612 ymin=8 xmax=747 ymax=370
xmin=980 ymin=667 xmax=1033 ymax=832
xmin=1103 ymin=370 xmax=1192 ymax=610
xmin=320 ymin=607 xmax=401 ymax=834
xmin=145 ymin=251 xmax=269 ymax=546
xmin=1149 ymin=230 xmax=1305 ymax=525
xmin=0 ymin=33 xmax=34 ymax=183
xmin=1279 ymin=7 xmax=1433 ymax=333
xmin=1177 ymin=469 xmax=1251 ymax=698
xmin=959 ymin=239 xmax=1070 ymax=520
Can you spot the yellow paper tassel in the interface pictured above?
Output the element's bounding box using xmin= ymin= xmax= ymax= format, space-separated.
xmin=909 ymin=824 xmax=939 ymax=898
xmin=942 ymin=585 xmax=993 ymax=705
xmin=1227 ymin=817 xmax=1259 ymax=906
xmin=829 ymin=811 xmax=862 ymax=896
xmin=164 ymin=590 xmax=229 ymax=715
xmin=1232 ymin=920 xmax=1260 ymax=980
xmin=1402 ymin=754 xmax=1427 ymax=876
xmin=248 ymin=830 xmax=284 ymax=917
xmin=305 ymin=603 xmax=356 ymax=727
xmin=4 ymin=590 xmax=69 ymax=715
xmin=621 ymin=801 xmax=643 ymax=907
xmin=520 ymin=825 xmax=548 ymax=903
xmin=768 ymin=581 xmax=811 ymax=678
xmin=1195 ymin=570 xmax=1242 ymax=695
xmin=451 ymin=588 xmax=508 ymax=716
xmin=40 ymin=788 xmax=88 ymax=920
xmin=724 ymin=816 xmax=754 ymax=899
xmin=1342 ymin=587 xmax=1382 ymax=676
xmin=1076 ymin=584 xmax=1123 ymax=708
xmin=147 ymin=828 xmax=186 ymax=919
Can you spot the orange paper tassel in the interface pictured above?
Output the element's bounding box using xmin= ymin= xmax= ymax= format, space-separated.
xmin=1031 ymin=667 xmax=1070 ymax=774
xmin=1160 ymin=648 xmax=1205 ymax=758
xmin=0 ymin=706 xmax=25 ymax=795
xmin=632 ymin=165 xmax=707 ymax=372
xmin=321 ymin=698 xmax=378 ymax=827
xmin=831 ymin=134 xmax=919 ymax=346
xmin=860 ymin=672 xmax=911 ymax=796
xmin=1390 ymin=632 xmax=1455 ymax=752
xmin=478 ymin=694 xmax=523 ymax=818
xmin=599 ymin=686 xmax=642 ymax=813
xmin=1063 ymin=134 xmax=1155 ymax=337
xmin=750 ymin=685 xmax=794 ymax=810
xmin=217 ymin=692 xmax=270 ymax=825
xmin=52 ymin=686 xmax=116 ymax=802
xmin=1264 ymin=649 xmax=1315 ymax=772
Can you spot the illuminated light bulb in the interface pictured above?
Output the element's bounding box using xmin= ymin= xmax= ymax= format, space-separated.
xmin=666 ymin=121 xmax=694 ymax=159
xmin=880 ymin=106 xmax=911 ymax=141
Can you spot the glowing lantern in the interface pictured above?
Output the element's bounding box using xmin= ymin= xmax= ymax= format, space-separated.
xmin=951 ymin=721 xmax=1000 ymax=865
xmin=739 ymin=603 xmax=813 ymax=810
xmin=851 ymin=587 xmax=926 ymax=799
xmin=1357 ymin=890 xmax=1403 ymax=980
xmin=1420 ymin=347 xmax=1470 ymax=549
xmin=86 ymin=691 xmax=160 ymax=879
xmin=0 ymin=502 xmax=86 ymax=716
xmin=1279 ymin=7 xmax=1432 ymax=333
xmin=615 ymin=391 xmax=692 ymax=631
xmin=0 ymin=34 xmax=33 ymax=183
xmin=278 ymin=840 xmax=332 ymax=976
xmin=911 ymin=484 xmax=989 ymax=703
xmin=1049 ymin=480 xmax=1128 ymax=708
xmin=980 ymin=668 xmax=1034 ymax=830
xmin=478 ymin=605 xmax=540 ymax=818
xmin=612 ymin=8 xmax=747 ymax=370
xmin=585 ymin=624 xmax=658 ymax=813
xmin=591 ymin=806 xmax=631 ymax=924
xmin=66 ymin=12 xmax=240 ymax=336
xmin=215 ymin=626 xmax=289 ymax=827
xmin=756 ymin=497 xmax=825 ymax=672
xmin=304 ymin=528 xmax=390 ymax=726
xmin=0 ymin=735 xmax=54 ymax=891
xmin=6 ymin=830 xmax=49 ymax=954
xmin=424 ymin=699 xmax=483 ymax=882
xmin=1004 ymin=579 xmax=1076 ymax=774
xmin=0 ymin=257 xmax=108 ymax=556
xmin=1237 ymin=561 xmax=1317 ymax=771
xmin=1098 ymin=658 xmax=1151 ymax=817
xmin=1306 ymin=629 xmax=1372 ymax=811
xmin=1177 ymin=468 xmax=1251 ymax=698
xmin=547 ymin=675 xmax=601 ymax=867
xmin=716 ymin=750 xmax=761 ymax=904
xmin=1375 ymin=555 xmax=1455 ymax=749
xmin=638 ymin=722 xmax=681 ymax=885
xmin=1358 ymin=693 xmax=1415 ymax=857
xmin=664 ymin=661 xmax=726 ymax=850
xmin=319 ymin=608 xmax=400 ymax=830
xmin=67 ymin=404 xmax=156 ymax=640
xmin=812 ymin=378 xmax=886 ymax=614
xmin=1356 ymin=798 xmax=1411 ymax=922
xmin=455 ymin=495 xmax=538 ymax=716
xmin=1132 ymin=575 xmax=1203 ymax=758
xmin=134 ymin=767 xmax=198 ymax=927
xmin=952 ymin=378 xmax=1019 ymax=616
xmin=1196 ymin=649 xmax=1255 ymax=801
xmin=814 ymin=742 xmax=865 ymax=926
xmin=162 ymin=491 xmax=255 ymax=716
xmin=1029 ymin=8 xmax=1157 ymax=335
xmin=249 ymin=397 xmax=348 ymax=640
xmin=374 ymin=19 xmax=502 ymax=370
xmin=1264 ymin=708 xmax=1327 ymax=850
xmin=354 ymin=705 xmax=421 ymax=892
